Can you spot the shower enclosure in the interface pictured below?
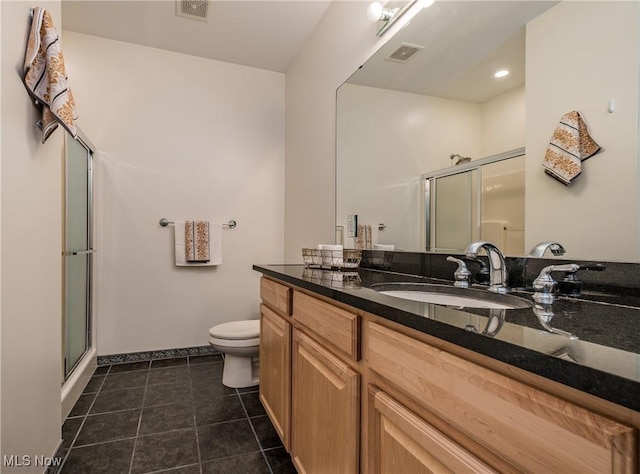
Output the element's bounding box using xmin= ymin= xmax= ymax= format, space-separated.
xmin=63 ymin=130 xmax=95 ymax=379
xmin=423 ymin=148 xmax=526 ymax=255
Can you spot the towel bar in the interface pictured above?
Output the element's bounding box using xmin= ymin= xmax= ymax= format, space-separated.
xmin=159 ymin=218 xmax=236 ymax=229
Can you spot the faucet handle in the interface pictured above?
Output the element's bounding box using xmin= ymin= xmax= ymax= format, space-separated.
xmin=461 ymin=256 xmax=490 ymax=284
xmin=558 ymin=264 xmax=606 ymax=296
xmin=532 ymin=264 xmax=579 ymax=303
xmin=447 ymin=256 xmax=471 ymax=288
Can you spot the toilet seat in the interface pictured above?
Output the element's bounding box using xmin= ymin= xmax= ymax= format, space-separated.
xmin=209 ymin=320 xmax=260 ymax=347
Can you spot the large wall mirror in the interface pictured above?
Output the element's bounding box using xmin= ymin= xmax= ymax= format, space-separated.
xmin=336 ymin=1 xmax=640 ymax=262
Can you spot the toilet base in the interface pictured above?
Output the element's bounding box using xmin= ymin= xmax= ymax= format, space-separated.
xmin=222 ymin=354 xmax=260 ymax=388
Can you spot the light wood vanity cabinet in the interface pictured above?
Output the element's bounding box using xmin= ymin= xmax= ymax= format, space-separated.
xmin=367 ymin=321 xmax=636 ymax=473
xmin=368 ymin=386 xmax=497 ymax=474
xmin=292 ymin=330 xmax=360 ymax=473
xmin=258 ymin=277 xmax=638 ymax=474
xmin=259 ymin=278 xmax=292 ymax=450
xmin=291 ymin=290 xmax=361 ymax=473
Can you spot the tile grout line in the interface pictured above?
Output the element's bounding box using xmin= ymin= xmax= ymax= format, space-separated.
xmin=128 ymin=364 xmax=151 ymax=474
xmin=59 ymin=364 xmax=112 ymax=471
xmin=237 ymin=388 xmax=275 ymax=474
xmin=62 ymin=356 xmax=287 ymax=473
xmin=187 ymin=356 xmax=205 ymax=474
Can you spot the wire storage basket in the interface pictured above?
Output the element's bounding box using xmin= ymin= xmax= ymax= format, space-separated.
xmin=301 ymin=248 xmax=362 ymax=269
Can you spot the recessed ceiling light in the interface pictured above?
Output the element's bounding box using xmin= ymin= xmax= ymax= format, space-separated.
xmin=494 ymin=69 xmax=510 ymax=78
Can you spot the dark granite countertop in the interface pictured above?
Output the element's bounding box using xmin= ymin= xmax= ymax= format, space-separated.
xmin=253 ymin=264 xmax=640 ymax=412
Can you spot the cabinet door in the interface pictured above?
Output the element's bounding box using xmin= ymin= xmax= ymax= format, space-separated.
xmin=369 ymin=386 xmax=497 ymax=474
xmin=292 ymin=330 xmax=359 ymax=474
xmin=368 ymin=322 xmax=636 ymax=473
xmin=260 ymin=304 xmax=291 ymax=450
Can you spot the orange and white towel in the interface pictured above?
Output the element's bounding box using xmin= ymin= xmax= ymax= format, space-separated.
xmin=185 ymin=221 xmax=210 ymax=262
xmin=23 ymin=7 xmax=77 ymax=143
xmin=174 ymin=221 xmax=222 ymax=266
xmin=355 ymin=224 xmax=373 ymax=249
xmin=542 ymin=111 xmax=601 ymax=185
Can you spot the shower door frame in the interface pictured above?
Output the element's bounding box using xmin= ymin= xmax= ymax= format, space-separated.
xmin=63 ymin=129 xmax=96 ymax=380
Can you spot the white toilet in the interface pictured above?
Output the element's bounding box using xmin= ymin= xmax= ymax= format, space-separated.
xmin=208 ymin=320 xmax=260 ymax=388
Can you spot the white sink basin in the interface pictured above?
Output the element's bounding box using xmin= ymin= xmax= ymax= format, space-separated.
xmin=372 ymin=283 xmax=532 ymax=310
xmin=378 ymin=290 xmax=519 ymax=309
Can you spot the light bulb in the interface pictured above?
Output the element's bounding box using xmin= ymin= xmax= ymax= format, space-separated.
xmin=494 ymin=69 xmax=510 ymax=78
xmin=367 ymin=2 xmax=384 ymax=22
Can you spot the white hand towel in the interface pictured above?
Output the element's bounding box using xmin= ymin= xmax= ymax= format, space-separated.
xmin=175 ymin=222 xmax=222 ymax=266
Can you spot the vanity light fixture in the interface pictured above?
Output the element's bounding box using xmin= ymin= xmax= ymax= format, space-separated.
xmin=494 ymin=69 xmax=510 ymax=78
xmin=369 ymin=0 xmax=434 ymax=36
xmin=367 ymin=2 xmax=398 ymax=23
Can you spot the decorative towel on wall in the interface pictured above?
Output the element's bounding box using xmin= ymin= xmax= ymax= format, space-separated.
xmin=542 ymin=111 xmax=601 ymax=185
xmin=174 ymin=222 xmax=222 ymax=266
xmin=23 ymin=7 xmax=78 ymax=143
xmin=355 ymin=224 xmax=373 ymax=249
xmin=355 ymin=224 xmax=365 ymax=249
xmin=185 ymin=220 xmax=210 ymax=262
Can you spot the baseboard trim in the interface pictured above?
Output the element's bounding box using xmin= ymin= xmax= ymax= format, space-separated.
xmin=97 ymin=345 xmax=218 ymax=366
xmin=45 ymin=440 xmax=64 ymax=474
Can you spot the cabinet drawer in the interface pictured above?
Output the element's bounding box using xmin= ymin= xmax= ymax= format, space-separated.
xmin=260 ymin=277 xmax=291 ymax=316
xmin=293 ymin=291 xmax=359 ymax=361
xmin=369 ymin=386 xmax=497 ymax=474
xmin=368 ymin=322 xmax=636 ymax=473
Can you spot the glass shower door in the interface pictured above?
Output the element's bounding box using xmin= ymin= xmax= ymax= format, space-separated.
xmin=427 ymin=169 xmax=479 ymax=252
xmin=64 ymin=134 xmax=93 ymax=378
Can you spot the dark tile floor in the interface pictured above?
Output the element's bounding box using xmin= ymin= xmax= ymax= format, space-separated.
xmin=60 ymin=355 xmax=297 ymax=474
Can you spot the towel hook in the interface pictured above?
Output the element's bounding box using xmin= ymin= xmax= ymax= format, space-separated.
xmin=159 ymin=218 xmax=237 ymax=229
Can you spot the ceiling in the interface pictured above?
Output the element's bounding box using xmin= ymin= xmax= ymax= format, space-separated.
xmin=62 ymin=1 xmax=332 ymax=73
xmin=346 ymin=1 xmax=557 ymax=103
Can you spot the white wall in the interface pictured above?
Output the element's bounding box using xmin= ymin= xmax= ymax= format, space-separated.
xmin=63 ymin=32 xmax=285 ymax=355
xmin=526 ymin=2 xmax=639 ymax=261
xmin=336 ymin=84 xmax=483 ymax=250
xmin=481 ymin=85 xmax=525 ymax=157
xmin=284 ymin=1 xmax=425 ymax=262
xmin=1 ymin=1 xmax=64 ymax=471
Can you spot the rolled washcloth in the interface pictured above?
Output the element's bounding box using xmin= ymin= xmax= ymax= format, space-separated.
xmin=542 ymin=111 xmax=601 ymax=185
xmin=318 ymin=244 xmax=343 ymax=266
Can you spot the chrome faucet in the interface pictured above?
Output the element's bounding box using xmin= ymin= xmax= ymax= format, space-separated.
xmin=464 ymin=241 xmax=509 ymax=293
xmin=528 ymin=241 xmax=566 ymax=257
xmin=532 ymin=263 xmax=579 ymax=303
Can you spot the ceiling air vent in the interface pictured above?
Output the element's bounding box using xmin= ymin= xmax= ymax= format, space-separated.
xmin=176 ymin=0 xmax=209 ymax=22
xmin=386 ymin=43 xmax=424 ymax=63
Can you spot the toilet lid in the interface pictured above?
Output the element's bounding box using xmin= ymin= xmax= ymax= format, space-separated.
xmin=209 ymin=320 xmax=260 ymax=340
